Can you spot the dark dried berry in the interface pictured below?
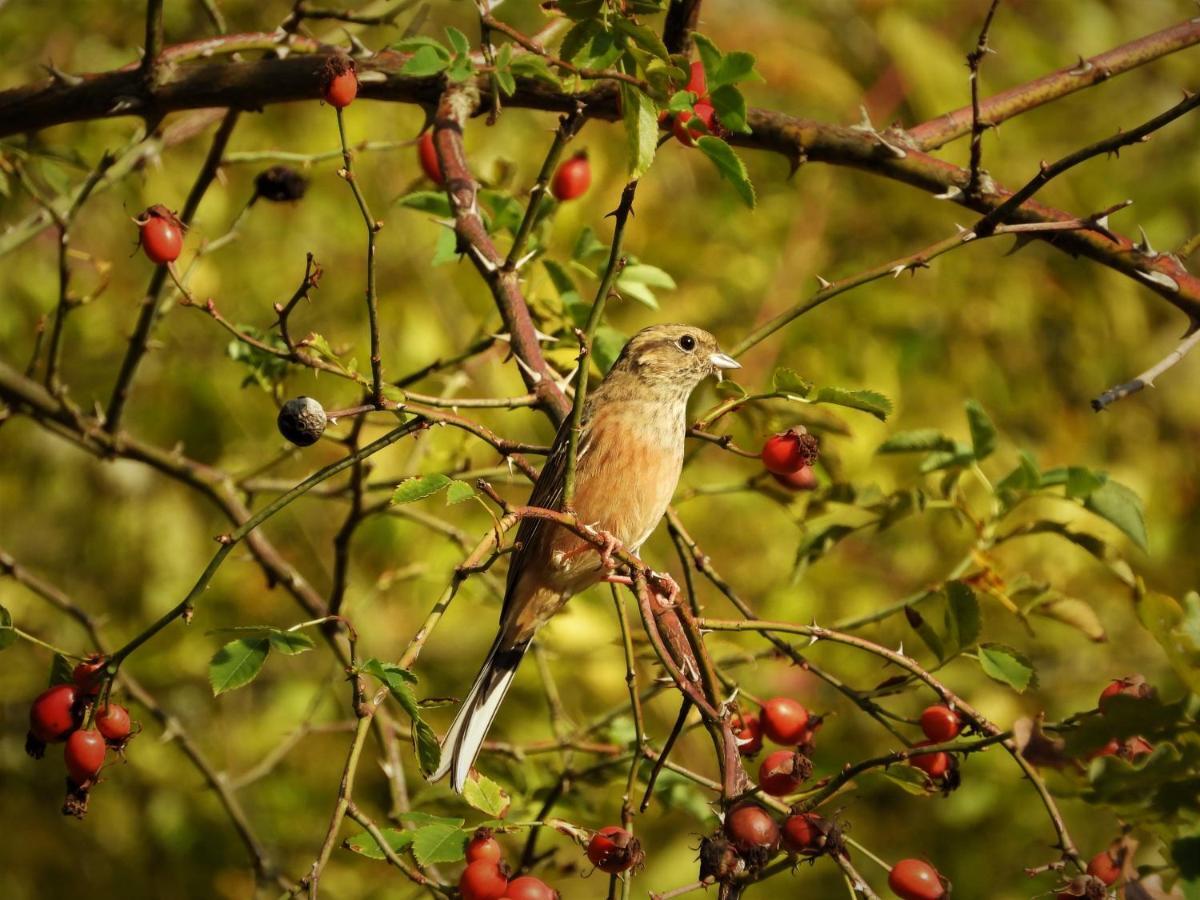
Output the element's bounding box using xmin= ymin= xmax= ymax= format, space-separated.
xmin=698 ymin=835 xmax=742 ymax=882
xmin=254 ymin=166 xmax=309 ymax=203
xmin=277 ymin=397 xmax=327 ymax=446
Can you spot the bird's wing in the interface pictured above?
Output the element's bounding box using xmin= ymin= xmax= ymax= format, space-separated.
xmin=499 ymin=406 xmax=593 ymax=620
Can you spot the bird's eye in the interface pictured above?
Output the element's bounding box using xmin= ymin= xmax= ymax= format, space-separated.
xmin=678 ymin=334 xmax=696 ymax=352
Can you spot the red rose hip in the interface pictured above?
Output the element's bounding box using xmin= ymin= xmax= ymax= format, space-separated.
xmin=96 ymin=704 xmax=132 ymax=742
xmin=587 ymin=825 xmax=643 ymax=874
xmin=466 ymin=829 xmax=503 ymax=865
xmin=724 ymin=803 xmax=780 ymax=854
xmin=919 ymin=705 xmax=962 ymax=743
xmin=760 ymin=697 xmax=809 ymax=744
xmin=323 ymin=59 xmax=357 ymax=108
xmin=502 ymin=875 xmax=558 ymax=899
xmin=1087 ymin=850 xmax=1121 ymax=886
xmin=138 ymin=206 xmax=183 ymax=265
xmin=73 ymin=654 xmax=106 ymax=696
xmin=731 ymin=712 xmax=763 ymax=756
xmin=418 ymin=131 xmax=444 ymax=185
xmin=760 ymin=429 xmax=818 ymax=476
xmin=781 ymin=813 xmax=825 ymax=855
xmin=29 ymin=684 xmax=80 ymax=743
xmin=459 ymin=860 xmax=508 ymax=900
xmin=65 ymin=729 xmax=106 ymax=785
xmin=772 ymin=465 xmax=817 ymax=491
xmin=909 ymin=741 xmax=951 ymax=779
xmin=888 ymin=858 xmax=947 ymax=900
xmin=673 ymin=101 xmax=716 ymax=147
xmin=550 ymin=152 xmax=591 ymax=201
xmin=758 ymin=749 xmax=806 ymax=796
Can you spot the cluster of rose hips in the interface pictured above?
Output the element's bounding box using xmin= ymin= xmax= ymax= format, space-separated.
xmin=761 ymin=426 xmax=821 ymax=490
xmin=26 ymin=654 xmax=136 ymax=818
xmin=661 ymin=61 xmax=722 ymax=146
xmin=907 ymin=704 xmax=963 ymax=785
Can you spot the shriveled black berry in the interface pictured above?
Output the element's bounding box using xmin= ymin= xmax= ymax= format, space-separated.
xmin=254 ymin=166 xmax=308 ymax=203
xmin=277 ymin=397 xmax=327 ymax=446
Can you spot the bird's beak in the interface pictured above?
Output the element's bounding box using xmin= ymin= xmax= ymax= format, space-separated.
xmin=709 ymin=352 xmax=741 ymax=382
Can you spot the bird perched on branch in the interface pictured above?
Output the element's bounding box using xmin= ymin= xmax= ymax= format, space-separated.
xmin=432 ymin=324 xmax=740 ymax=791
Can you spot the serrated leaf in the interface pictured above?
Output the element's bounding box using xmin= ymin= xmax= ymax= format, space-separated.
xmin=977 ymin=643 xmax=1037 ymax=693
xmin=616 ymin=278 xmax=659 ymax=309
xmin=918 ymin=442 xmax=975 ymax=474
xmin=562 ymin=20 xmax=622 ymax=70
xmin=812 ymin=386 xmax=892 ymax=421
xmin=462 ymin=771 xmax=511 ymax=818
xmin=0 ymin=604 xmax=15 ymax=651
xmin=494 ymin=67 xmax=517 ymax=97
xmin=269 ymin=631 xmax=316 ymax=655
xmin=1065 ymin=466 xmax=1106 ymax=499
xmin=401 ymin=45 xmax=451 ymax=77
xmin=411 ymin=823 xmax=468 ymax=866
xmin=964 ymin=400 xmax=997 ymax=461
xmin=692 ymin=33 xmax=722 ymax=83
xmin=613 ymin=18 xmax=669 ymax=59
xmin=395 ymin=811 xmax=464 ymax=828
xmin=877 ymin=429 xmax=955 ymax=454
xmin=696 ymin=136 xmax=755 ymax=208
xmin=712 ymin=51 xmax=761 ymax=87
xmin=879 ymin=764 xmax=934 ymax=796
xmin=619 ymin=263 xmax=676 ymax=288
xmin=709 ymin=84 xmax=749 ymax=134
xmin=49 ymin=653 xmax=74 ymax=686
xmin=944 ymin=581 xmax=981 ymax=651
xmin=445 ymin=481 xmax=476 ymax=504
xmin=361 ymin=659 xmax=440 ymax=775
xmin=210 ymin=638 xmax=270 ymax=696
xmin=345 ymin=827 xmax=415 ymax=860
xmin=620 ymin=84 xmax=658 ymax=178
xmin=446 ymin=54 xmax=474 ymax=83
xmin=509 ymin=55 xmax=559 ymax=85
xmin=1084 ymin=479 xmax=1148 ymax=551
xmin=392 ymin=474 xmax=453 ymax=505
xmin=714 ymin=378 xmax=746 ymax=399
xmin=397 ymin=191 xmax=452 ymax=217
xmin=391 ymin=36 xmax=451 ymax=58
xmin=772 ymin=367 xmax=812 ymax=397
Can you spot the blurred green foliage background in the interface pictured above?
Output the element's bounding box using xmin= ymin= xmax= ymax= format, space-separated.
xmin=2 ymin=1 xmax=1198 ymax=898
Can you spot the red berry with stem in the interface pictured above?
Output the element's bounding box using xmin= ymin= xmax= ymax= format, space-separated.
xmin=888 ymin=858 xmax=947 ymax=900
xmin=322 ymin=58 xmax=357 ymax=108
xmin=587 ymin=826 xmax=643 ymax=874
xmin=551 ymin=152 xmax=591 ymax=201
xmin=731 ymin=712 xmax=763 ymax=756
xmin=760 ymin=428 xmax=819 ymax=476
xmin=466 ymin=829 xmax=503 ymax=865
xmin=96 ymin=704 xmax=132 ymax=742
xmin=673 ymin=101 xmax=716 ymax=147
xmin=138 ymin=206 xmax=183 ymax=265
xmin=1098 ymin=675 xmax=1152 ymax=713
xmin=724 ymin=803 xmax=781 ymax=855
xmin=502 ymin=875 xmax=558 ymax=899
xmin=65 ymin=729 xmax=106 ymax=786
xmin=760 ymin=697 xmax=809 ymax=745
xmin=685 ymin=59 xmax=707 ymax=98
xmin=772 ymin=465 xmax=817 ymax=491
xmin=29 ymin=684 xmax=80 ymax=743
xmin=758 ymin=749 xmax=808 ymax=796
xmin=418 ymin=131 xmax=444 ymax=185
xmin=919 ymin=705 xmax=962 ymax=743
xmin=781 ymin=813 xmax=825 ymax=855
xmin=909 ymin=741 xmax=951 ymax=778
xmin=459 ymin=860 xmax=508 ymax=900
xmin=1087 ymin=850 xmax=1121 ymax=886
xmin=73 ymin=654 xmax=106 ymax=696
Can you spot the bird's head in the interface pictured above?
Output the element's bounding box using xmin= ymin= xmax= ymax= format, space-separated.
xmin=604 ymin=324 xmax=740 ymax=401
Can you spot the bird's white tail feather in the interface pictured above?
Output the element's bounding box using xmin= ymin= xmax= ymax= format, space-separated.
xmin=430 ymin=639 xmax=529 ymax=792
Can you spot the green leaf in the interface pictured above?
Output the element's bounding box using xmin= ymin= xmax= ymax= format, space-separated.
xmin=613 ymin=18 xmax=669 ymax=60
xmin=918 ymin=442 xmax=975 ymax=474
xmin=620 ymin=263 xmax=676 ymax=289
xmin=561 ymin=21 xmax=622 ymax=70
xmin=462 ymin=771 xmax=512 ymax=818
xmin=964 ymin=400 xmax=996 ymax=461
xmin=1029 ymin=595 xmax=1106 ymax=642
xmin=708 ymin=84 xmax=749 ymax=134
xmin=431 ymin=228 xmax=459 ymax=267
xmin=977 ymin=643 xmax=1037 ymax=693
xmin=397 ymin=191 xmax=452 ymax=217
xmin=0 ymin=604 xmax=15 ymax=651
xmin=772 ymin=367 xmax=812 ymax=397
xmin=210 ymin=638 xmax=271 ymax=695
xmin=1084 ymin=479 xmax=1148 ymax=551
xmin=509 ymin=55 xmax=559 ymax=85
xmin=877 ymin=429 xmax=955 ymax=454
xmin=494 ymin=67 xmax=517 ymax=97
xmin=616 ymin=277 xmax=660 ymax=309
xmin=445 ymin=26 xmax=471 ymax=56
xmin=692 ymin=33 xmax=722 ymax=83
xmin=812 ymin=386 xmax=892 ymax=421
xmin=391 ymin=37 xmax=451 ymax=58
xmin=696 ymin=136 xmax=755 ymax=208
xmin=944 ymin=581 xmax=981 ymax=651
xmin=345 ymin=827 xmax=415 ymax=860
xmin=620 ymin=84 xmax=658 ymax=178
xmin=401 ymin=45 xmax=451 ymax=77
xmin=49 ymin=653 xmax=74 ymax=687
xmin=392 ymin=474 xmax=453 ymax=505
xmin=445 ymin=480 xmax=476 ymax=505
xmin=712 ymin=51 xmax=761 ymax=88
xmin=361 ymin=659 xmax=440 ymax=775
xmin=997 ymin=450 xmax=1042 ymax=493
xmin=592 ymin=327 xmax=628 ymax=374
xmin=1065 ymin=466 xmax=1106 ymax=499
xmin=1137 ymin=591 xmax=1200 ymax=694
xmin=268 ymin=631 xmax=316 ymax=655
xmin=411 ymin=823 xmax=468 ymax=866
xmin=446 ymin=54 xmax=475 ymax=83
xmin=879 ymin=764 xmax=935 ymax=796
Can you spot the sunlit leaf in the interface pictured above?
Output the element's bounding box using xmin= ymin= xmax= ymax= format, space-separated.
xmin=977 ymin=643 xmax=1037 ymax=693
xmin=345 ymin=827 xmax=415 ymax=860
xmin=462 ymin=771 xmax=511 ymax=818
xmin=1084 ymin=479 xmax=1148 ymax=551
xmin=696 ymin=136 xmax=755 ymax=208
xmin=812 ymin=387 xmax=892 ymax=421
xmin=445 ymin=481 xmax=476 ymax=504
xmin=411 ymin=823 xmax=468 ymax=866
xmin=878 ymin=429 xmax=955 ymax=454
xmin=268 ymin=631 xmax=315 ymax=655
xmin=210 ymin=638 xmax=270 ymax=696
xmin=401 ymin=45 xmax=451 ymax=77
xmin=964 ymin=400 xmax=996 ymax=461
xmin=621 ymin=84 xmax=658 ymax=178
xmin=392 ymin=474 xmax=453 ymax=505
xmin=772 ymin=367 xmax=812 ymax=397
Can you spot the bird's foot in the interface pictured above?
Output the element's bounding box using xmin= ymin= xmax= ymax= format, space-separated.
xmin=649 ymin=571 xmax=681 ymax=607
xmin=582 ymin=524 xmax=622 ymax=570
xmin=601 ymin=573 xmax=633 ymax=586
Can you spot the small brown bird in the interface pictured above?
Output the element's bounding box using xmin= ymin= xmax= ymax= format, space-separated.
xmin=432 ymin=324 xmax=739 ymax=791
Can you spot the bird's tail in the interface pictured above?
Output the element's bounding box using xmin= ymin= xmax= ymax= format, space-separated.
xmin=430 ymin=636 xmax=530 ymax=793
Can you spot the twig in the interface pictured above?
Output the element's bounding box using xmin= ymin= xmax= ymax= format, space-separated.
xmin=965 ymin=0 xmax=1001 ymax=197
xmin=1092 ymin=324 xmax=1200 ymax=411
xmin=505 ymin=105 xmax=585 ymax=269
xmin=482 ymin=14 xmax=650 ymax=91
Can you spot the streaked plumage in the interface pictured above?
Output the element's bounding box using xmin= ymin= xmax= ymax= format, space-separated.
xmin=431 ymin=324 xmax=739 ymax=792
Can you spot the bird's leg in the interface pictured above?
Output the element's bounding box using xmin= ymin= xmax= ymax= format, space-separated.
xmin=581 ymin=523 xmax=622 ymax=570
xmin=601 ymin=573 xmax=633 ymax=586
